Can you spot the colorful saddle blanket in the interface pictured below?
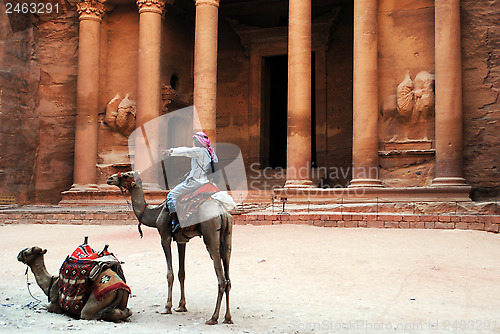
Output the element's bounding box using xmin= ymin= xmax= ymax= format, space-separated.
xmin=58 ymin=244 xmax=129 ymax=317
xmin=177 ymin=183 xmax=219 ymax=227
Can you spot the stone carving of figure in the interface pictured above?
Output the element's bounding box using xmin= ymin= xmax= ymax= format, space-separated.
xmin=380 ymin=70 xmax=435 ymax=141
xmin=396 ymin=70 xmax=435 ymax=125
xmin=105 ymin=94 xmax=137 ymax=136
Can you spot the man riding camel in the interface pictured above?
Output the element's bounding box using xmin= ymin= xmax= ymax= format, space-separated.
xmin=163 ymin=131 xmax=218 ymax=233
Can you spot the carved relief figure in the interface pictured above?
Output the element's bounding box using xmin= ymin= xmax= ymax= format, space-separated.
xmin=105 ymin=94 xmax=137 ymax=136
xmin=381 ymin=70 xmax=435 ymax=141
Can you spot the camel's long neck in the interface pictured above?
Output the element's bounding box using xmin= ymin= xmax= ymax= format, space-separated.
xmin=129 ymin=185 xmax=163 ymax=228
xmin=27 ymin=257 xmax=55 ymax=297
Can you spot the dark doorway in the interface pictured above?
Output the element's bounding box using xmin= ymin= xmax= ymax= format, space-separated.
xmin=260 ymin=54 xmax=317 ymax=169
xmin=261 ymin=55 xmax=288 ymax=168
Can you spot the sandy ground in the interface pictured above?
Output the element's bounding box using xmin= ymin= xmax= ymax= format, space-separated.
xmin=0 ymin=224 xmax=499 ymax=334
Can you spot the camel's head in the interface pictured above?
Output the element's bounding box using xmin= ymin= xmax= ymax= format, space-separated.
xmin=17 ymin=246 xmax=47 ymax=265
xmin=107 ymin=171 xmax=141 ymax=190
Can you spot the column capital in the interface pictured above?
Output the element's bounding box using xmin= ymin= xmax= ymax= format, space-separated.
xmin=137 ymin=0 xmax=166 ymax=14
xmin=76 ymin=0 xmax=106 ymax=22
xmin=195 ymin=0 xmax=219 ymax=8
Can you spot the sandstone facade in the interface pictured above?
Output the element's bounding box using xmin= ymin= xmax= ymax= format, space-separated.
xmin=0 ymin=0 xmax=498 ymax=204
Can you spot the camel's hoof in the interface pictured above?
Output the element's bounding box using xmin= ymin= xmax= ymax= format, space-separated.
xmin=174 ymin=306 xmax=187 ymax=312
xmin=205 ymin=319 xmax=218 ymax=325
xmin=223 ymin=318 xmax=234 ymax=324
xmin=160 ymin=308 xmax=172 ymax=315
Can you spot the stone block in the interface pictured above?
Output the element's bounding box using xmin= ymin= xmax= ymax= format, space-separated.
xmin=367 ymin=220 xmax=384 ymax=228
xmin=455 ymin=222 xmax=468 ymax=230
xmin=435 ymin=222 xmax=455 ymax=229
xmin=358 ymin=220 xmax=368 ymax=228
xmin=384 ymin=221 xmax=399 ymax=228
xmin=485 ymin=223 xmax=499 ymax=233
xmin=438 ymin=215 xmax=451 ymax=222
xmin=410 ymin=221 xmax=425 ymax=229
xmin=469 ymin=223 xmax=485 ymax=231
xmin=461 ymin=215 xmax=477 ymax=223
xmin=420 ymin=215 xmax=438 ymax=222
xmin=424 ymin=222 xmax=435 ymax=229
xmin=344 ymin=220 xmax=359 ymax=228
xmin=399 ymin=221 xmax=410 ymax=229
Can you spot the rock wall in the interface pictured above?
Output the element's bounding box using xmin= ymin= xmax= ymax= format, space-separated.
xmin=0 ymin=5 xmax=78 ymax=204
xmin=462 ymin=0 xmax=500 ymax=199
xmin=0 ymin=9 xmax=40 ymax=203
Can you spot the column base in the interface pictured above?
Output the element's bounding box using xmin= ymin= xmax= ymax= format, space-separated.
xmin=431 ymin=177 xmax=468 ymax=187
xmin=284 ymin=179 xmax=314 ymax=189
xmin=67 ymin=183 xmax=99 ymax=192
xmin=348 ymin=178 xmax=384 ymax=188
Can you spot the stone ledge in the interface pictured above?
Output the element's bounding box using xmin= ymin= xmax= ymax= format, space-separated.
xmin=1 ymin=209 xmax=498 ymax=234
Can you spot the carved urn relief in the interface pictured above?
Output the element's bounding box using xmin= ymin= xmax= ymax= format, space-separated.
xmin=379 ymin=71 xmax=436 ymax=187
xmin=105 ymin=94 xmax=137 ymax=137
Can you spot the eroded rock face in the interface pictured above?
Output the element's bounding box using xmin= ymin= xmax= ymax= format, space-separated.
xmin=0 ymin=10 xmax=78 ymax=204
xmin=462 ymin=1 xmax=500 ymax=194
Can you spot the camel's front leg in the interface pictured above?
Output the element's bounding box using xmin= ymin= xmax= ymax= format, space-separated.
xmin=202 ymin=233 xmax=226 ymax=325
xmin=160 ymin=235 xmax=174 ymax=314
xmin=175 ymin=243 xmax=187 ymax=312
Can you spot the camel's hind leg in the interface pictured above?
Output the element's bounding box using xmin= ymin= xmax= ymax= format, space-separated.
xmin=201 ymin=221 xmax=226 ymax=325
xmin=81 ymin=290 xmax=131 ymax=322
xmin=221 ymin=214 xmax=233 ymax=324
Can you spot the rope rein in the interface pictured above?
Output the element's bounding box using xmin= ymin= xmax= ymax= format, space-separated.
xmin=24 ymin=266 xmax=42 ymax=307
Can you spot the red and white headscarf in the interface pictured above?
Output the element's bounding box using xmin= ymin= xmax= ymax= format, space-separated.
xmin=193 ymin=131 xmax=218 ymax=162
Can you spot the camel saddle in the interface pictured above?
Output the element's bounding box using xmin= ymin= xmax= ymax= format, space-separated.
xmin=58 ymin=243 xmax=130 ymax=317
xmin=176 ymin=183 xmax=220 ymax=229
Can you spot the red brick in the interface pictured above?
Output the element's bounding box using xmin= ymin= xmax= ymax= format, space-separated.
xmin=435 ymin=222 xmax=455 ymax=229
xmin=455 ymin=222 xmax=468 ymax=230
xmin=402 ymin=215 xmax=419 ymax=222
xmin=477 ymin=215 xmax=491 ymax=223
xmin=367 ymin=220 xmax=384 ymax=228
xmin=424 ymin=222 xmax=435 ymax=229
xmin=341 ymin=214 xmax=352 ymax=221
xmin=313 ymin=220 xmax=337 ymax=227
xmin=438 ymin=215 xmax=451 ymax=222
xmin=399 ymin=222 xmax=410 ymax=229
xmin=345 ymin=220 xmax=359 ymax=228
xmin=350 ymin=214 xmax=363 ymax=221
xmin=485 ymin=223 xmax=499 ymax=233
xmin=328 ymin=214 xmax=342 ymax=220
xmin=337 ymin=221 xmax=345 ymax=227
xmin=384 ymin=221 xmax=399 ymax=228
xmin=363 ymin=214 xmax=378 ymax=221
xmin=469 ymin=223 xmax=485 ymax=231
xmin=320 ymin=214 xmax=330 ymax=221
xmin=382 ymin=214 xmax=402 ymax=222
xmin=358 ymin=220 xmax=368 ymax=228
xmin=410 ymin=221 xmax=425 ymax=229
xmin=256 ymin=215 xmax=265 ymax=221
xmin=461 ymin=215 xmax=476 ymax=223
xmin=491 ymin=216 xmax=500 ymax=224
xmin=420 ymin=215 xmax=438 ymax=222
xmin=279 ymin=214 xmax=290 ymax=221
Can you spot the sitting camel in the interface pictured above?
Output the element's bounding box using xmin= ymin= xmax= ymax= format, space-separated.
xmin=17 ymin=246 xmax=132 ymax=321
xmin=107 ymin=171 xmax=233 ymax=325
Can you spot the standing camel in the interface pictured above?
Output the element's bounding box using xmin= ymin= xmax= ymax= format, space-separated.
xmin=17 ymin=247 xmax=131 ymax=321
xmin=107 ymin=171 xmax=233 ymax=325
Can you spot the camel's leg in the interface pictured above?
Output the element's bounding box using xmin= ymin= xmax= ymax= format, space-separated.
xmin=175 ymin=243 xmax=187 ymax=312
xmin=202 ymin=227 xmax=226 ymax=325
xmin=81 ymin=290 xmax=131 ymax=322
xmin=221 ymin=216 xmax=233 ymax=324
xmin=160 ymin=234 xmax=174 ymax=314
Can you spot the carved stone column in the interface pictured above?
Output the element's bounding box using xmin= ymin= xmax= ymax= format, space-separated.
xmin=136 ymin=0 xmax=165 ymax=128
xmin=135 ymin=0 xmax=166 ymax=184
xmin=432 ymin=0 xmax=467 ymax=187
xmin=284 ymin=0 xmax=313 ymax=188
xmin=350 ymin=0 xmax=382 ymax=188
xmin=72 ymin=0 xmax=105 ymax=188
xmin=193 ymin=0 xmax=219 ymax=140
